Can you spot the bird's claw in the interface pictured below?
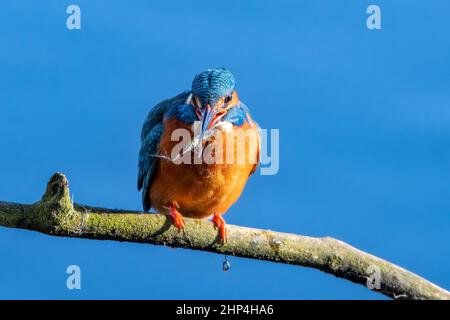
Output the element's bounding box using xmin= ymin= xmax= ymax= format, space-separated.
xmin=212 ymin=213 xmax=227 ymax=244
xmin=168 ymin=203 xmax=185 ymax=231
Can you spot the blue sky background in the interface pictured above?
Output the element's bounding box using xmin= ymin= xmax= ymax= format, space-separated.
xmin=1 ymin=1 xmax=449 ymax=299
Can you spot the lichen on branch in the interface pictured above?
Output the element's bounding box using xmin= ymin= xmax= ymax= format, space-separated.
xmin=0 ymin=173 xmax=449 ymax=300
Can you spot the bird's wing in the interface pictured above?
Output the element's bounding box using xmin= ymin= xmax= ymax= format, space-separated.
xmin=138 ymin=90 xmax=190 ymax=211
xmin=138 ymin=123 xmax=163 ymax=211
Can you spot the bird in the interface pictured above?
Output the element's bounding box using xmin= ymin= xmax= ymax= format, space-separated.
xmin=137 ymin=68 xmax=260 ymax=242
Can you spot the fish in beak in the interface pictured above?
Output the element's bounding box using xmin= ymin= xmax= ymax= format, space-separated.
xmin=199 ymin=103 xmax=227 ymax=142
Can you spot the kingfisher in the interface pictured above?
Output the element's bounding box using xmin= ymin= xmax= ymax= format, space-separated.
xmin=137 ymin=68 xmax=260 ymax=242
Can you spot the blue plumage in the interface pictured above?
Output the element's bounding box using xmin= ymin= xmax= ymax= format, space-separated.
xmin=223 ymin=102 xmax=251 ymax=126
xmin=164 ymin=102 xmax=198 ymax=124
xmin=165 ymin=101 xmax=250 ymax=126
xmin=138 ymin=123 xmax=163 ymax=211
xmin=192 ymin=68 xmax=235 ymax=107
xmin=140 ymin=91 xmax=190 ymax=142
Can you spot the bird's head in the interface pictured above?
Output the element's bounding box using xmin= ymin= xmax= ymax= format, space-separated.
xmin=189 ymin=68 xmax=239 ymax=138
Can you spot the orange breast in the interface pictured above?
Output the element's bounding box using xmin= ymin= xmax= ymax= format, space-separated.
xmin=149 ymin=118 xmax=259 ymax=219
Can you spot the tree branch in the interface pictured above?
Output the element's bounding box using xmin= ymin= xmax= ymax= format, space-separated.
xmin=0 ymin=173 xmax=448 ymax=300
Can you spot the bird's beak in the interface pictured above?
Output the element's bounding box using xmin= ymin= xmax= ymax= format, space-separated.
xmin=200 ymin=103 xmax=227 ymax=139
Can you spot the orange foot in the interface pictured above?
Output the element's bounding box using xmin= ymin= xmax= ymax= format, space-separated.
xmin=168 ymin=202 xmax=185 ymax=231
xmin=212 ymin=213 xmax=227 ymax=243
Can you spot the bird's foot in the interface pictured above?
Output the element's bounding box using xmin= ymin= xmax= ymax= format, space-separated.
xmin=212 ymin=213 xmax=227 ymax=244
xmin=168 ymin=202 xmax=185 ymax=231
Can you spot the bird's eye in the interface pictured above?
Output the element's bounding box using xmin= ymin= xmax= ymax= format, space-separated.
xmin=224 ymin=95 xmax=233 ymax=104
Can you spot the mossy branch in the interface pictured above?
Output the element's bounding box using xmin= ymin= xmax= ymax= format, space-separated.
xmin=0 ymin=173 xmax=449 ymax=300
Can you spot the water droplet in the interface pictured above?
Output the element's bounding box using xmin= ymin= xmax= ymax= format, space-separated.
xmin=223 ymin=256 xmax=231 ymax=272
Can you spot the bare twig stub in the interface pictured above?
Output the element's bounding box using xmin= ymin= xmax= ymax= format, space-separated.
xmin=0 ymin=173 xmax=449 ymax=300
